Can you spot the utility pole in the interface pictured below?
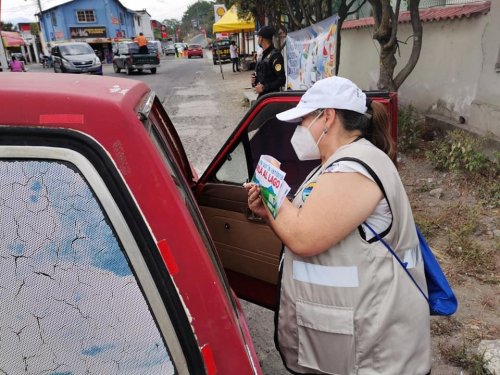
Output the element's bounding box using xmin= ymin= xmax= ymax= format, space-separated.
xmin=32 ymin=0 xmax=49 ymax=55
xmin=0 ymin=0 xmax=10 ymax=70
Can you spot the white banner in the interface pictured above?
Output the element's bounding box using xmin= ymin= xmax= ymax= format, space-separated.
xmin=213 ymin=4 xmax=227 ymax=22
xmin=286 ymin=15 xmax=339 ymax=90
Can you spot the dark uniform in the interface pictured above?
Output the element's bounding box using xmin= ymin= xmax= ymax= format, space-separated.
xmin=254 ymin=46 xmax=286 ymax=97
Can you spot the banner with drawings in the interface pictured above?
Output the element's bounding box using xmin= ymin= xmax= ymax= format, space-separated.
xmin=285 ymin=15 xmax=339 ymax=90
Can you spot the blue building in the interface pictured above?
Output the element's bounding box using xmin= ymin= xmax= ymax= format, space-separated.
xmin=39 ymin=0 xmax=136 ymax=59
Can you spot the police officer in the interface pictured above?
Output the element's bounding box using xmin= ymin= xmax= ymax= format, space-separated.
xmin=252 ymin=26 xmax=286 ymax=97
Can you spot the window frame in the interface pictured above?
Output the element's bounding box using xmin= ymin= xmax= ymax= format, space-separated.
xmin=75 ymin=9 xmax=97 ymax=23
xmin=0 ymin=127 xmax=207 ymax=374
xmin=50 ymin=12 xmax=57 ymax=27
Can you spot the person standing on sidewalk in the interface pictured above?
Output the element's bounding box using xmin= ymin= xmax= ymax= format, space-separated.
xmin=230 ymin=41 xmax=240 ymax=72
xmin=251 ymin=26 xmax=285 ymax=97
xmin=136 ymin=32 xmax=148 ymax=54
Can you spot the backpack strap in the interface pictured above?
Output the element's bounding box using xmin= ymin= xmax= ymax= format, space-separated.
xmin=364 ymin=222 xmax=429 ymax=303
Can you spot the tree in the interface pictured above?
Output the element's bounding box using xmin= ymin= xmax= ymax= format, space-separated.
xmin=368 ymin=0 xmax=422 ymax=91
xmin=180 ymin=1 xmax=215 ymax=39
xmin=223 ymin=0 xmax=289 ymax=46
xmin=282 ymin=0 xmax=366 ymax=75
xmin=161 ymin=18 xmax=181 ymax=39
xmin=1 ymin=22 xmax=15 ymax=32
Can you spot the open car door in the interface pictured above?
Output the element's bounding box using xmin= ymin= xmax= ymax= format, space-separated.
xmin=193 ymin=91 xmax=398 ymax=310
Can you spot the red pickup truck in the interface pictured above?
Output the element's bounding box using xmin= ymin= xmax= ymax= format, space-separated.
xmin=0 ymin=73 xmax=397 ymax=374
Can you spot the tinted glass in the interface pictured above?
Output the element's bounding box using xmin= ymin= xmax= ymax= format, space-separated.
xmin=60 ymin=43 xmax=94 ymax=55
xmin=0 ymin=159 xmax=174 ymax=374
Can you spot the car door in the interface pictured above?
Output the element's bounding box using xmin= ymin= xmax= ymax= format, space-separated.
xmin=157 ymin=91 xmax=398 ymax=310
xmin=194 ymin=92 xmax=398 ymax=309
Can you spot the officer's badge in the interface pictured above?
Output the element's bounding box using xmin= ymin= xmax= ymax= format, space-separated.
xmin=275 ymin=63 xmax=282 ymax=72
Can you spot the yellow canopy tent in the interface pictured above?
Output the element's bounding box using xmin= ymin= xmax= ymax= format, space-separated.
xmin=212 ymin=5 xmax=255 ymax=33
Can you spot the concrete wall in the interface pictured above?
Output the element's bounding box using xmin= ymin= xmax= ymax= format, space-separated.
xmin=338 ymin=4 xmax=499 ymax=139
xmin=133 ymin=12 xmax=154 ymax=40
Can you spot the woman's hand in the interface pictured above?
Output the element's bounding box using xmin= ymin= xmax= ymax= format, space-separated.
xmin=244 ymin=183 xmax=269 ymax=221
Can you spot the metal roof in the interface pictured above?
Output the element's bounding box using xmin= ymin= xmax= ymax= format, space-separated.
xmin=342 ymin=1 xmax=491 ymax=30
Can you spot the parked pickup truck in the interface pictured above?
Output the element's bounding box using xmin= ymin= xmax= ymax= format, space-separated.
xmin=112 ymin=41 xmax=160 ymax=75
xmin=0 ymin=73 xmax=397 ymax=374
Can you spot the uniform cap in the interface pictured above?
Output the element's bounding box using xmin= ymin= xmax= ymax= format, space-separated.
xmin=257 ymin=26 xmax=275 ymax=40
xmin=276 ymin=76 xmax=367 ymax=122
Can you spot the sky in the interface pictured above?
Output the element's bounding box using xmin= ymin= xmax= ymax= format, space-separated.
xmin=1 ymin=0 xmax=198 ymax=23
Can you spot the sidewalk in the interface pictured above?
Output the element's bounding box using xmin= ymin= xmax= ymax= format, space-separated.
xmin=206 ymin=50 xmax=257 ymax=107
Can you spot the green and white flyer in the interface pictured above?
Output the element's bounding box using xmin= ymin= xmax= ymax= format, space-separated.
xmin=251 ymin=155 xmax=290 ymax=218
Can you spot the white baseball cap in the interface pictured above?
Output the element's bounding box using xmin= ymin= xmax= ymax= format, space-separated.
xmin=276 ymin=76 xmax=367 ymax=122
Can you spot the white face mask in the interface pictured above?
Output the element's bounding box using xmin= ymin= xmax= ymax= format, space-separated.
xmin=291 ymin=111 xmax=326 ymax=161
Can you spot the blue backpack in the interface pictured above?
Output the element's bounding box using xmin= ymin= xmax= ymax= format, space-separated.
xmin=365 ymin=223 xmax=458 ymax=316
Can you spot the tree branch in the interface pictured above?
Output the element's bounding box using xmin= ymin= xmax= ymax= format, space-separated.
xmin=385 ymin=0 xmax=401 ymax=49
xmin=284 ymin=0 xmax=304 ymax=29
xmin=394 ymin=0 xmax=422 ymax=88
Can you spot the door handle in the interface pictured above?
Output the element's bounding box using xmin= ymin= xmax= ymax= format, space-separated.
xmin=247 ymin=209 xmax=264 ymax=223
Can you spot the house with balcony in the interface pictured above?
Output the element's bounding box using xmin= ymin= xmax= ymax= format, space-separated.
xmin=38 ymin=0 xmax=137 ymax=61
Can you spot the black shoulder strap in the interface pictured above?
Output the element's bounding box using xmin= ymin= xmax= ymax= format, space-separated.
xmin=325 ymin=156 xmax=393 ymax=242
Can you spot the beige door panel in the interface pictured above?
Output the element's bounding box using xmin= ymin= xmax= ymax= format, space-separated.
xmin=200 ymin=206 xmax=282 ymax=285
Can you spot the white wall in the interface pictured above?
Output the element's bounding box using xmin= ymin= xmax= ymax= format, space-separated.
xmin=338 ymin=5 xmax=499 ymax=139
xmin=133 ymin=12 xmax=154 ymax=40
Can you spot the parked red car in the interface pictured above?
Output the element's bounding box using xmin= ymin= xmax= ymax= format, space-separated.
xmin=0 ymin=73 xmax=397 ymax=374
xmin=187 ymin=44 xmax=204 ymax=58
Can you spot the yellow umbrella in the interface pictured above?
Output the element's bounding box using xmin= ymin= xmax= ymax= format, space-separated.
xmin=213 ymin=5 xmax=255 ymax=33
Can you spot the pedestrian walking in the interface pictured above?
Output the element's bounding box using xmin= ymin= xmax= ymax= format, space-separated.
xmin=9 ymin=55 xmax=26 ymax=72
xmin=251 ymin=26 xmax=285 ymax=98
xmin=136 ymin=32 xmax=148 ymax=54
xmin=245 ymin=76 xmax=432 ymax=375
xmin=230 ymin=40 xmax=240 ymax=72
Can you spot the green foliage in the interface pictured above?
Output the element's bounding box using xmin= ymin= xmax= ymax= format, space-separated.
xmin=438 ymin=340 xmax=491 ymax=375
xmin=1 ymin=22 xmax=15 ymax=32
xmin=426 ymin=130 xmax=496 ymax=175
xmin=397 ymin=105 xmax=422 ymax=152
xmin=179 ymin=1 xmax=214 ymax=39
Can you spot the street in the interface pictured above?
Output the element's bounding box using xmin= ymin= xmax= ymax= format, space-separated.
xmin=24 ymin=52 xmax=287 ymax=374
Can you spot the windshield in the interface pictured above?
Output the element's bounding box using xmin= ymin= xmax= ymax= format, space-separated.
xmin=214 ymin=40 xmax=230 ymax=47
xmin=60 ymin=44 xmax=94 ymax=55
xmin=189 ymin=44 xmax=201 ymax=49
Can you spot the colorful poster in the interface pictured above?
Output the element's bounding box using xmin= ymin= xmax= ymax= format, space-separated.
xmin=286 ymin=15 xmax=339 ymax=90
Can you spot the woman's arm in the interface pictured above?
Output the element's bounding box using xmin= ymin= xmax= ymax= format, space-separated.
xmin=249 ymin=172 xmax=383 ymax=257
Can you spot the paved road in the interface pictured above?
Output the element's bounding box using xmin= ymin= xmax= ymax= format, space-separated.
xmin=25 ymin=55 xmax=287 ymax=374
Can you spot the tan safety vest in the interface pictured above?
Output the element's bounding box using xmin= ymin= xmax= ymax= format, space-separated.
xmin=276 ymin=139 xmax=431 ymax=375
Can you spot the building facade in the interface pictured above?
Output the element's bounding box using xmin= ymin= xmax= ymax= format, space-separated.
xmin=133 ymin=10 xmax=154 ymax=40
xmin=38 ymin=0 xmax=136 ymax=61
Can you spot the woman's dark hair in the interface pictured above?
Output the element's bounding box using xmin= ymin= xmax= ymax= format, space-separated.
xmin=336 ymin=100 xmax=397 ymax=164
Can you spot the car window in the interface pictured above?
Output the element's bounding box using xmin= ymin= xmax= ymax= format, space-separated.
xmin=60 ymin=43 xmax=93 ymax=55
xmin=215 ymin=141 xmax=249 ymax=184
xmin=207 ymin=101 xmax=319 ymax=193
xmin=214 ymin=40 xmax=230 ymax=47
xmin=0 ymin=153 xmax=182 ymax=374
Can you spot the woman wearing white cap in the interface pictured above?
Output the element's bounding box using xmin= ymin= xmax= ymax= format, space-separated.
xmin=245 ymin=76 xmax=431 ymax=374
